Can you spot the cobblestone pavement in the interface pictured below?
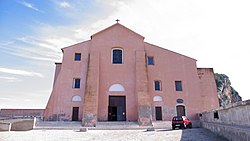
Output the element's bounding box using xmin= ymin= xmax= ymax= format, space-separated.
xmin=0 ymin=128 xmax=228 ymax=141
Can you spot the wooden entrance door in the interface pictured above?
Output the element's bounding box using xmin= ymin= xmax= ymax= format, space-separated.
xmin=176 ymin=105 xmax=186 ymax=116
xmin=108 ymin=96 xmax=126 ymax=121
xmin=155 ymin=107 xmax=162 ymax=120
xmin=72 ymin=107 xmax=79 ymax=121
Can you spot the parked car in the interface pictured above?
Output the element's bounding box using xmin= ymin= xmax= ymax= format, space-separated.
xmin=172 ymin=116 xmax=192 ymax=130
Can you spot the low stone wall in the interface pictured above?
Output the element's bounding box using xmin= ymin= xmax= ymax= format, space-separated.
xmin=200 ymin=100 xmax=250 ymax=141
xmin=0 ymin=122 xmax=11 ymax=131
xmin=202 ymin=122 xmax=250 ymax=141
xmin=0 ymin=109 xmax=44 ymax=119
xmin=0 ymin=118 xmax=36 ymax=131
xmin=10 ymin=119 xmax=36 ymax=131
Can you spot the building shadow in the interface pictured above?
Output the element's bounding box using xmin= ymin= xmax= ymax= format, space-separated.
xmin=156 ymin=129 xmax=173 ymax=132
xmin=180 ymin=128 xmax=228 ymax=141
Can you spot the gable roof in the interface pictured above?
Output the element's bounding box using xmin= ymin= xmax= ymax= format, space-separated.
xmin=91 ymin=23 xmax=145 ymax=40
xmin=144 ymin=42 xmax=197 ymax=61
xmin=61 ymin=40 xmax=90 ymax=53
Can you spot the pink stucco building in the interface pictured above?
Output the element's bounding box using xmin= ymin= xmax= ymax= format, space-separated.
xmin=44 ymin=23 xmax=219 ymax=126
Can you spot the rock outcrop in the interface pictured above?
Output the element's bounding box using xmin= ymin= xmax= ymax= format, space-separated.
xmin=215 ymin=73 xmax=242 ymax=106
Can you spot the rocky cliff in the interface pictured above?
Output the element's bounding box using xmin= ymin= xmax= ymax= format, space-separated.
xmin=215 ymin=73 xmax=242 ymax=106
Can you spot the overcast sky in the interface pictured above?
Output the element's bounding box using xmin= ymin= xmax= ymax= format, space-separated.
xmin=0 ymin=0 xmax=250 ymax=109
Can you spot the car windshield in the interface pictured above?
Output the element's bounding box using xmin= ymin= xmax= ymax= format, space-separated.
xmin=173 ymin=117 xmax=183 ymax=121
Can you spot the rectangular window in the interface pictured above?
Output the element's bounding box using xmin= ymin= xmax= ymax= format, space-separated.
xmin=175 ymin=81 xmax=182 ymax=91
xmin=147 ymin=57 xmax=154 ymax=65
xmin=73 ymin=78 xmax=81 ymax=88
xmin=74 ymin=53 xmax=81 ymax=61
xmin=214 ymin=111 xmax=219 ymax=119
xmin=112 ymin=49 xmax=123 ymax=64
xmin=154 ymin=81 xmax=161 ymax=91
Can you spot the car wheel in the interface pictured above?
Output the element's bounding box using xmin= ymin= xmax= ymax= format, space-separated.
xmin=183 ymin=124 xmax=187 ymax=129
xmin=172 ymin=126 xmax=175 ymax=130
xmin=189 ymin=123 xmax=192 ymax=129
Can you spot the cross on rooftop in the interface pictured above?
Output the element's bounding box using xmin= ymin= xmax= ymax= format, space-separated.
xmin=116 ymin=19 xmax=120 ymax=23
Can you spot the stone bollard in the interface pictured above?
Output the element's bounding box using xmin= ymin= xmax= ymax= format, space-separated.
xmin=146 ymin=127 xmax=155 ymax=131
xmin=79 ymin=128 xmax=88 ymax=132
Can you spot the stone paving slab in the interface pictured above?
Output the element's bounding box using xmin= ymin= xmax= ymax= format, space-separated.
xmin=34 ymin=121 xmax=200 ymax=130
xmin=0 ymin=128 xmax=228 ymax=141
xmin=34 ymin=121 xmax=151 ymax=130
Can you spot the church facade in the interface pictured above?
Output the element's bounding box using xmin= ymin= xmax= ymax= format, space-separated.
xmin=44 ymin=23 xmax=219 ymax=126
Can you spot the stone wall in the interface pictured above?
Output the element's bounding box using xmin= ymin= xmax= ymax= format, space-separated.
xmin=200 ymin=100 xmax=250 ymax=141
xmin=0 ymin=109 xmax=44 ymax=119
xmin=0 ymin=122 xmax=11 ymax=131
xmin=0 ymin=118 xmax=35 ymax=131
xmin=197 ymin=68 xmax=219 ymax=112
xmin=10 ymin=119 xmax=35 ymax=131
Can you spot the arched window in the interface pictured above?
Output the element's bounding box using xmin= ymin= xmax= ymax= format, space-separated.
xmin=72 ymin=95 xmax=82 ymax=102
xmin=153 ymin=96 xmax=163 ymax=102
xmin=112 ymin=48 xmax=123 ymax=64
xmin=109 ymin=84 xmax=125 ymax=92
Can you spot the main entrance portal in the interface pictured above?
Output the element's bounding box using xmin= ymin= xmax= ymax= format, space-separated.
xmin=108 ymin=96 xmax=126 ymax=121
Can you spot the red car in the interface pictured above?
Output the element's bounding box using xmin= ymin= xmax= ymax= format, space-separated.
xmin=172 ymin=116 xmax=192 ymax=130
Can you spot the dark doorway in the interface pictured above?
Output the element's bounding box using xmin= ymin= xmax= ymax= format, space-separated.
xmin=72 ymin=107 xmax=79 ymax=121
xmin=155 ymin=107 xmax=162 ymax=120
xmin=176 ymin=105 xmax=186 ymax=116
xmin=108 ymin=96 xmax=126 ymax=121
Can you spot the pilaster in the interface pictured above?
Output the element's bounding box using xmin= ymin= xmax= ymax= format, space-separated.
xmin=82 ymin=52 xmax=99 ymax=127
xmin=135 ymin=51 xmax=152 ymax=126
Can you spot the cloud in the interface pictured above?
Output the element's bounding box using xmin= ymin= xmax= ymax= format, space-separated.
xmin=0 ymin=67 xmax=44 ymax=78
xmin=0 ymin=34 xmax=64 ymax=63
xmin=0 ymin=76 xmax=21 ymax=82
xmin=24 ymin=99 xmax=31 ymax=102
xmin=16 ymin=36 xmax=61 ymax=53
xmin=0 ymin=41 xmax=15 ymax=46
xmin=59 ymin=1 xmax=71 ymax=8
xmin=0 ymin=43 xmax=61 ymax=63
xmin=18 ymin=0 xmax=44 ymax=13
xmin=8 ymin=51 xmax=60 ymax=62
xmin=0 ymin=97 xmax=15 ymax=101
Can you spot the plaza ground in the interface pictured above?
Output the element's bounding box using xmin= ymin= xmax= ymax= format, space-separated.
xmin=0 ymin=128 xmax=227 ymax=141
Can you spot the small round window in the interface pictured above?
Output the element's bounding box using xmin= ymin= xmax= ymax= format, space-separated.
xmin=177 ymin=99 xmax=183 ymax=103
